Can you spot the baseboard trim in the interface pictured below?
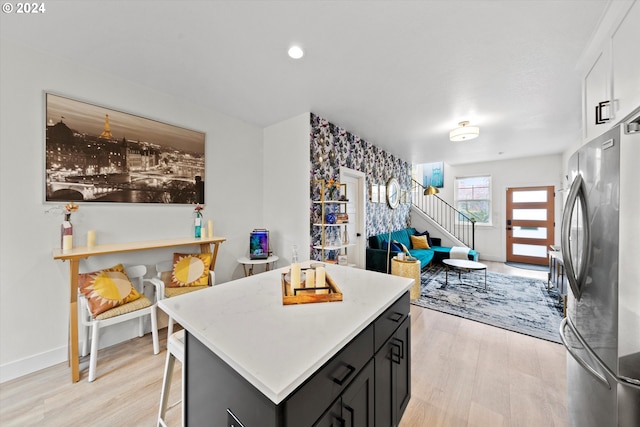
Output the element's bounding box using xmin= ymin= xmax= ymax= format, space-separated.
xmin=0 ymin=345 xmax=68 ymax=384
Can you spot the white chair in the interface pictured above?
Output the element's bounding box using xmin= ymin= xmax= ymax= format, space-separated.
xmin=79 ymin=264 xmax=160 ymax=382
xmin=152 ymin=260 xmax=215 ymax=342
xmin=157 ymin=329 xmax=185 ymax=427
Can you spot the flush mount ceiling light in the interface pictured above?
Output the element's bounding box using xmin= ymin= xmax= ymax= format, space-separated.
xmin=288 ymin=46 xmax=304 ymax=59
xmin=449 ymin=121 xmax=480 ymax=141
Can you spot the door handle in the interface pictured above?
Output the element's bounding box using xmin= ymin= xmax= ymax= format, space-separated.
xmin=390 ymin=342 xmax=402 ymax=364
xmin=559 ymin=318 xmax=610 ymax=389
xmin=561 ymin=174 xmax=591 ymax=300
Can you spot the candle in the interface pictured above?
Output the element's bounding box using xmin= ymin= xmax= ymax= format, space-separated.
xmin=291 ymin=263 xmax=301 ymax=288
xmin=208 ymin=220 xmax=213 ymax=238
xmin=87 ymin=230 xmax=96 ymax=249
xmin=200 ymin=228 xmax=207 ymax=239
xmin=306 ymin=269 xmax=315 ymax=290
xmin=62 ymin=235 xmax=73 ymax=253
xmin=316 ymin=266 xmax=326 ymax=293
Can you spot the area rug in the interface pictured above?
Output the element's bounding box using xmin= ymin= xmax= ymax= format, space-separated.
xmin=413 ymin=266 xmax=563 ymax=343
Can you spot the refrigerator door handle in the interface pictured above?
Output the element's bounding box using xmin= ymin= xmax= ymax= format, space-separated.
xmin=559 ymin=317 xmax=611 ymax=389
xmin=561 ymin=174 xmax=591 ymax=300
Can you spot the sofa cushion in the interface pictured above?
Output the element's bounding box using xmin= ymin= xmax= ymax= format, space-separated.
xmin=410 ymin=234 xmax=430 ymax=249
xmin=414 ymin=230 xmax=434 ymax=247
xmin=382 ymin=240 xmax=404 ymax=252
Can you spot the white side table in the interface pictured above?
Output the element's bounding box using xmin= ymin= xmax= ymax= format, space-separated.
xmin=237 ymin=255 xmax=279 ymax=276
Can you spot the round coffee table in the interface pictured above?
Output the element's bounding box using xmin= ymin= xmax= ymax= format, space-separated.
xmin=442 ymin=259 xmax=488 ymax=289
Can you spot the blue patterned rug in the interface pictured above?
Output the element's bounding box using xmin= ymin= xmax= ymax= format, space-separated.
xmin=412 ymin=266 xmax=564 ymax=343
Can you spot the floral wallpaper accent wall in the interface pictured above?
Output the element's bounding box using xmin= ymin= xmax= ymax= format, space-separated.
xmin=310 ymin=113 xmax=412 ymax=261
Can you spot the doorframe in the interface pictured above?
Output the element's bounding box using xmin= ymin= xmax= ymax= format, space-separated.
xmin=340 ymin=167 xmax=366 ymax=269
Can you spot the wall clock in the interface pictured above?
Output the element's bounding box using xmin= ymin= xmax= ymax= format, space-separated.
xmin=386 ymin=177 xmax=400 ymax=209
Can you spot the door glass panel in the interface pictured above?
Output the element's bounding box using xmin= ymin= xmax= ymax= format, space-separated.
xmin=512 ymin=243 xmax=547 ymax=258
xmin=512 ymin=209 xmax=547 ymax=221
xmin=512 ymin=226 xmax=547 ymax=239
xmin=512 ymin=190 xmax=547 ymax=203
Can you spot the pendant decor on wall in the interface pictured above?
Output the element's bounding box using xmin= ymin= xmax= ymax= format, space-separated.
xmin=45 ymin=92 xmax=206 ymax=204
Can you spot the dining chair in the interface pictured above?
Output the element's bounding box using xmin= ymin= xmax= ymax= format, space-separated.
xmin=152 ymin=257 xmax=215 ymax=342
xmin=79 ymin=264 xmax=160 ymax=382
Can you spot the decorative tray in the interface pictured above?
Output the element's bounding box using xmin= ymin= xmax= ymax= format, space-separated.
xmin=281 ymin=270 xmax=343 ymax=305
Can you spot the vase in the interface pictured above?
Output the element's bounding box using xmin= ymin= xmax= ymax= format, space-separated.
xmin=194 ymin=213 xmax=202 ymax=238
xmin=325 ymin=212 xmax=337 ymax=224
xmin=61 ymin=215 xmax=73 ymax=251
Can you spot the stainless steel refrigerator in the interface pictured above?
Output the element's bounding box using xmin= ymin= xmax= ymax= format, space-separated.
xmin=560 ymin=113 xmax=640 ymax=426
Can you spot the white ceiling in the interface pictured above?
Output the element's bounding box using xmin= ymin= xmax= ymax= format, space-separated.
xmin=0 ymin=0 xmax=609 ymax=165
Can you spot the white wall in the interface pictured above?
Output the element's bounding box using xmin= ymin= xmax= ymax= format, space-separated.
xmin=415 ymin=154 xmax=563 ymax=262
xmin=0 ymin=39 xmax=264 ymax=382
xmin=263 ymin=113 xmax=311 ymax=264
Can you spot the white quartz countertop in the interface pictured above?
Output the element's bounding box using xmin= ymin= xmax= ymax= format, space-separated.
xmin=158 ymin=263 xmax=413 ymax=404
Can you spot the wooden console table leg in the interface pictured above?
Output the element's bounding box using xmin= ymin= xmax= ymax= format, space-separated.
xmin=200 ymin=241 xmax=221 ymax=271
xmin=69 ymin=259 xmax=80 ymax=382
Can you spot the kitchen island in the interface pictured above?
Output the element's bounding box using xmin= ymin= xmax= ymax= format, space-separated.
xmin=158 ymin=263 xmax=413 ymax=427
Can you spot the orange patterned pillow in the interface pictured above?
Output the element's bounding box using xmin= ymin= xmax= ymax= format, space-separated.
xmin=169 ymin=253 xmax=212 ymax=288
xmin=78 ymin=264 xmax=141 ymax=317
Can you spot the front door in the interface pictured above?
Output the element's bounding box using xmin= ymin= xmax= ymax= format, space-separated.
xmin=506 ymin=186 xmax=555 ymax=265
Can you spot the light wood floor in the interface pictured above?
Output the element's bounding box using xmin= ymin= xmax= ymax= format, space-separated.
xmin=0 ymin=262 xmax=567 ymax=427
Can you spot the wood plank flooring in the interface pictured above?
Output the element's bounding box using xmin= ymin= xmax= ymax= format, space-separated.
xmin=0 ymin=261 xmax=567 ymax=426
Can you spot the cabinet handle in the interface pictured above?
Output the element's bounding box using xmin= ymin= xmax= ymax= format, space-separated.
xmin=389 ymin=312 xmax=404 ymax=322
xmin=332 ymin=364 xmax=356 ymax=386
xmin=392 ymin=337 xmax=404 ymax=360
xmin=390 ymin=342 xmax=401 ymax=364
xmin=595 ymin=100 xmax=610 ymax=125
xmin=335 ymin=417 xmax=346 ymax=427
xmin=343 ymin=405 xmax=354 ymax=426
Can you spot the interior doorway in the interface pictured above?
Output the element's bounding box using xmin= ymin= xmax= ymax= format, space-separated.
xmin=506 ymin=186 xmax=555 ymax=265
xmin=340 ymin=167 xmax=366 ymax=269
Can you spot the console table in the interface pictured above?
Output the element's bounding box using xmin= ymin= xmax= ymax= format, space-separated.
xmin=53 ymin=236 xmax=226 ymax=382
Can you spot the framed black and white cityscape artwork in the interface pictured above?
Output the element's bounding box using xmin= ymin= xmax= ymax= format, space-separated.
xmin=45 ymin=93 xmax=206 ymax=204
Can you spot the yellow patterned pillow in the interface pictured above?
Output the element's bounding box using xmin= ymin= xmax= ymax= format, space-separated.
xmin=169 ymin=253 xmax=212 ymax=288
xmin=410 ymin=234 xmax=431 ymax=249
xmin=78 ymin=264 xmax=141 ymax=317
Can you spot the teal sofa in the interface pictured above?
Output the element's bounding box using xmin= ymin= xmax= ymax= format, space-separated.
xmin=366 ymin=227 xmax=478 ymax=273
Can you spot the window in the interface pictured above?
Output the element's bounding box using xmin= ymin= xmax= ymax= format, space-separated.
xmin=455 ymin=176 xmax=491 ymax=225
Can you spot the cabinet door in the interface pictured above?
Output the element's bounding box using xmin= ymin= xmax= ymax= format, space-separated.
xmin=394 ymin=318 xmax=411 ymax=420
xmin=374 ymin=316 xmax=411 ymax=427
xmin=342 ymin=359 xmax=375 ymax=427
xmin=583 ymin=49 xmax=611 ymax=141
xmin=612 ymin=0 xmax=640 ymax=121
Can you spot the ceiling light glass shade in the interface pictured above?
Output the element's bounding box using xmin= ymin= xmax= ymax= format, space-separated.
xmin=288 ymin=46 xmax=304 ymax=59
xmin=449 ymin=121 xmax=479 ymax=141
xmin=424 ymin=185 xmax=439 ymax=196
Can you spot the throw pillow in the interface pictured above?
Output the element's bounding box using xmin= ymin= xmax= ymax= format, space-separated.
xmin=410 ymin=234 xmax=431 ymax=249
xmin=382 ymin=240 xmax=403 ymax=252
xmin=415 ymin=230 xmax=434 ymax=247
xmin=78 ymin=264 xmax=141 ymax=317
xmin=394 ymin=240 xmax=411 ymax=254
xmin=169 ymin=253 xmax=212 ymax=288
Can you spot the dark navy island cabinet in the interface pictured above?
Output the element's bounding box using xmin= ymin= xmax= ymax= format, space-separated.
xmin=185 ymin=292 xmax=411 ymax=427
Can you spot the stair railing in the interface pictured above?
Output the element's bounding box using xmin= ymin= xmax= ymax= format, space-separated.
xmin=411 ymin=179 xmax=476 ymax=249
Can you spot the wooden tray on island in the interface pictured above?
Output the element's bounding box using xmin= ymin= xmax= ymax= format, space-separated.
xmin=281 ymin=271 xmax=343 ymax=305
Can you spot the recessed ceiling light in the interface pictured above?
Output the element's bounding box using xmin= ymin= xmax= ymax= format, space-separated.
xmin=288 ymin=46 xmax=304 ymax=59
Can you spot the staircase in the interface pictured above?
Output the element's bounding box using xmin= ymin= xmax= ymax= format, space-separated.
xmin=410 ymin=179 xmax=476 ymax=249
